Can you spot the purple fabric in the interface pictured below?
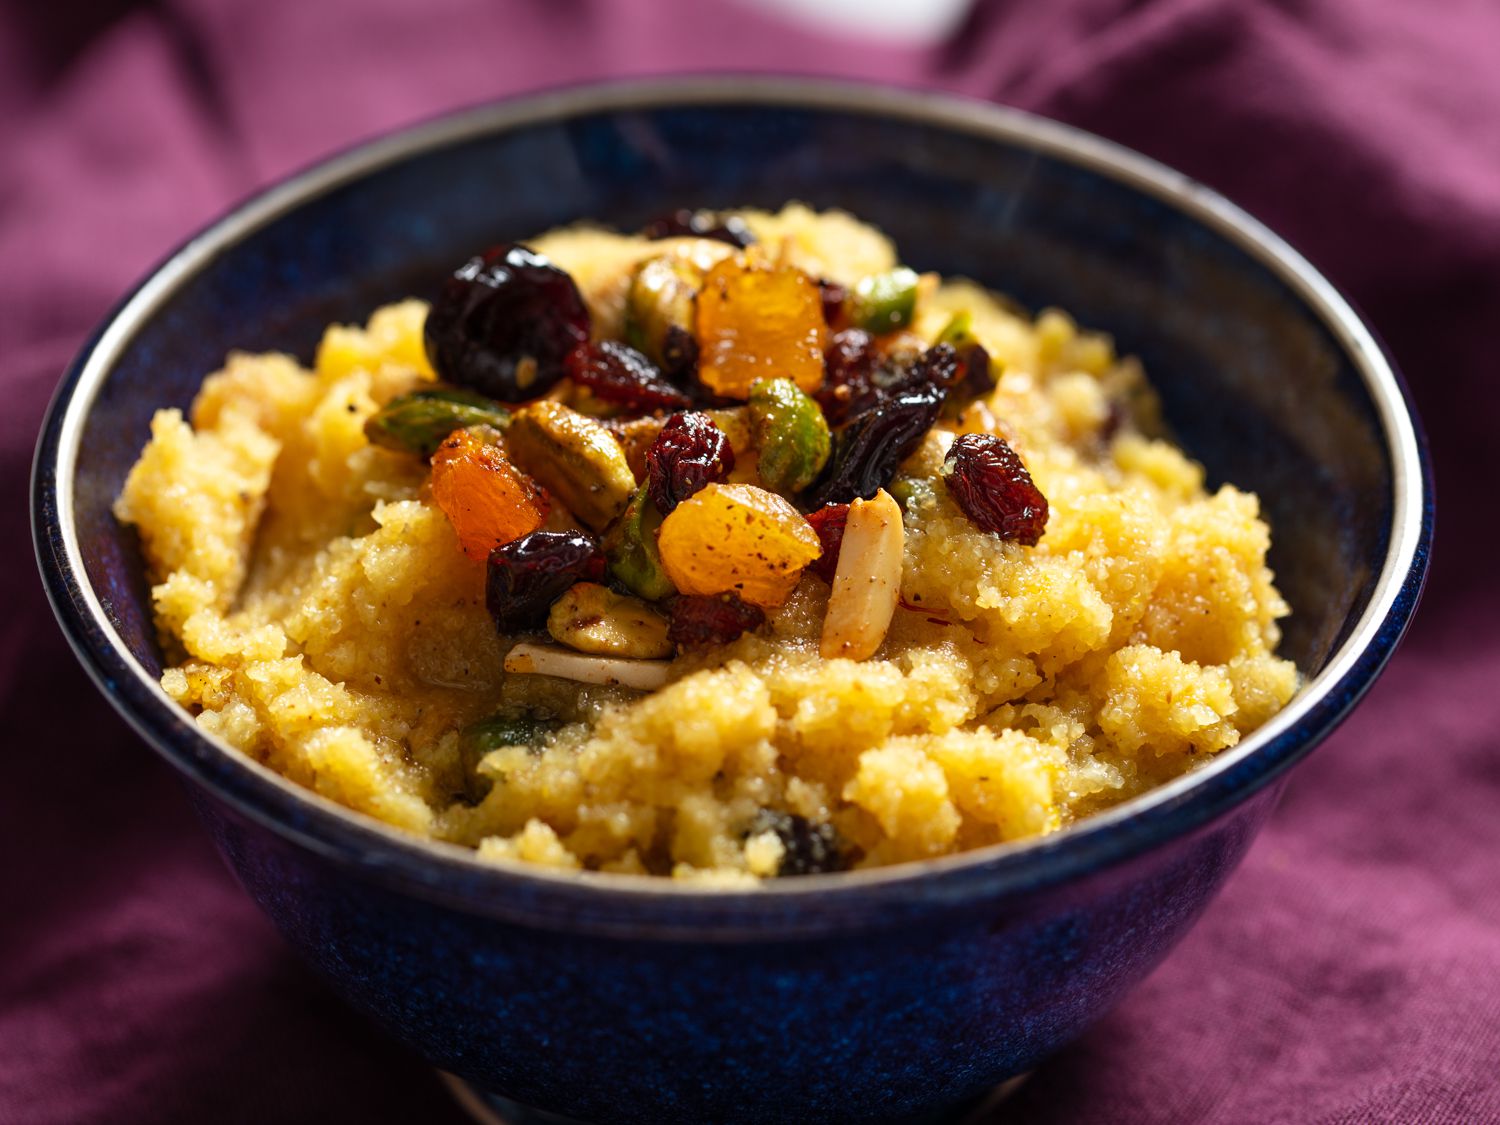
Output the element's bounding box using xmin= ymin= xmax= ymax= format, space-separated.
xmin=3 ymin=0 xmax=1496 ymax=1120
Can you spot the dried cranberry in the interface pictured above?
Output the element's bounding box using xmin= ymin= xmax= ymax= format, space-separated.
xmin=817 ymin=328 xmax=882 ymax=425
xmin=642 ymin=208 xmax=756 ymax=248
xmin=748 ymin=810 xmax=850 ymax=876
xmin=941 ymin=433 xmax=1049 ymax=545
xmin=645 ymin=412 xmax=735 ymax=514
xmin=667 ymin=593 xmax=765 ymax=649
xmin=486 ymin=531 xmax=606 ymax=633
xmin=425 ymin=244 xmax=591 ymax=403
xmin=817 ymin=279 xmax=847 ymax=326
xmin=804 ymin=386 xmax=943 ymax=507
xmin=569 ymin=340 xmax=692 ymax=411
xmin=805 ymin=503 xmax=850 ymax=583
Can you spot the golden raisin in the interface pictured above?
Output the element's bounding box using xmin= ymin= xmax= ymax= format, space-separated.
xmin=695 ymin=254 xmax=825 ymax=399
xmin=430 ymin=427 xmax=549 ymax=561
xmin=657 ymin=482 xmax=821 ymax=607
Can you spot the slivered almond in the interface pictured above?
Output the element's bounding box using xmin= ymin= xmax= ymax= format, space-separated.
xmin=503 ymin=642 xmax=671 ymax=690
xmin=819 ymin=488 xmax=904 ymax=661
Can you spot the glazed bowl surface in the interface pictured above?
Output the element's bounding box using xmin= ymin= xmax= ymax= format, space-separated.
xmin=33 ymin=78 xmax=1430 ymax=1124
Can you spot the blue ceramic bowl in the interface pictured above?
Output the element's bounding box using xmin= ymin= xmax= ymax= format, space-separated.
xmin=33 ymin=79 xmax=1430 ymax=1124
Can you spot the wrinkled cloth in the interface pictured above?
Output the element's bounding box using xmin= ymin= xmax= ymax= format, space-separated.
xmin=3 ymin=0 xmax=1497 ymax=1121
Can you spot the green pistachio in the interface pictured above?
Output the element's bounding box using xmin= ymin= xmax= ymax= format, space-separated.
xmin=936 ymin=310 xmax=978 ymax=349
xmin=603 ymin=484 xmax=677 ymax=602
xmin=546 ymin=582 xmax=673 ymax=659
xmin=504 ymin=401 xmax=638 ymax=531
xmin=625 ymin=255 xmax=703 ymax=373
xmin=363 ymin=388 xmax=510 ymax=458
xmin=748 ymin=378 xmax=831 ymax=494
xmin=849 ymin=267 xmax=920 ymax=334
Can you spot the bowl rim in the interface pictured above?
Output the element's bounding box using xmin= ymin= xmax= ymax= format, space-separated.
xmin=32 ymin=75 xmax=1432 ymax=937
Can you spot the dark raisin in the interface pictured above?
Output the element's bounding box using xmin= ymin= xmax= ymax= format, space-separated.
xmin=642 ymin=208 xmax=755 ymax=248
xmin=804 ymin=386 xmax=944 ymax=507
xmin=645 ymin=412 xmax=735 ymax=514
xmin=660 ymin=324 xmax=701 ymax=387
xmin=667 ymin=593 xmax=765 ymax=649
xmin=817 ymin=279 xmax=848 ymax=326
xmin=569 ymin=340 xmax=692 ymax=411
xmin=957 ymin=343 xmax=996 ymax=399
xmin=486 ymin=531 xmax=606 ymax=633
xmin=907 ymin=343 xmax=963 ymax=393
xmin=425 ymin=244 xmax=591 ymax=403
xmin=940 ymin=433 xmax=1049 ymax=545
xmin=805 ymin=503 xmax=850 ymax=583
xmin=748 ymin=810 xmax=850 ymax=876
xmin=818 ymin=327 xmax=882 ymax=426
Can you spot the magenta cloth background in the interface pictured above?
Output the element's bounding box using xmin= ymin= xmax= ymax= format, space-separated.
xmin=4 ymin=0 xmax=1497 ymax=1121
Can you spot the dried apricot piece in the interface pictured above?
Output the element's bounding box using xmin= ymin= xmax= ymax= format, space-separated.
xmin=430 ymin=426 xmax=549 ymax=561
xmin=695 ymin=254 xmax=825 ymax=399
xmin=657 ymin=482 xmax=821 ymax=607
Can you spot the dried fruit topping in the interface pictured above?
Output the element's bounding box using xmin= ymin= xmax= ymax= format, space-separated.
xmin=817 ymin=279 xmax=848 ymax=326
xmin=657 ymin=482 xmax=822 ymax=607
xmin=645 ymin=412 xmax=735 ymax=514
xmin=424 ymin=244 xmax=591 ymax=403
xmin=569 ymin=340 xmax=692 ymax=411
xmin=818 ymin=327 xmax=882 ymax=426
xmin=625 ymin=255 xmax=704 ymax=383
xmin=805 ymin=503 xmax=850 ymax=583
xmin=956 ymin=342 xmax=996 ymax=399
xmin=547 ymin=582 xmax=673 ymax=659
xmin=934 ymin=312 xmax=997 ymax=400
xmin=748 ymin=377 xmax=831 ymax=494
xmin=431 ymin=427 xmax=550 ymax=561
xmin=504 ymin=401 xmax=638 ymax=531
xmin=486 ymin=530 xmax=606 ymax=633
xmin=364 ymin=388 xmax=511 ymax=459
xmin=804 ymin=385 xmax=944 ymax=507
xmin=902 ymin=342 xmax=963 ymax=395
xmin=820 ymin=489 xmax=904 ymax=662
xmin=940 ymin=432 xmax=1049 ymax=545
xmin=696 ymin=255 xmax=826 ymax=399
xmin=748 ymin=810 xmax=850 ymax=876
xmin=849 ymin=267 xmax=919 ymax=334
xmin=603 ymin=484 xmax=677 ymax=602
xmin=642 ymin=208 xmax=755 ymax=248
xmin=666 ymin=593 xmax=766 ymax=650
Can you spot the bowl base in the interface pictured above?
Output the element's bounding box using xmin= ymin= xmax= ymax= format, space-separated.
xmin=439 ymin=1069 xmax=1031 ymax=1124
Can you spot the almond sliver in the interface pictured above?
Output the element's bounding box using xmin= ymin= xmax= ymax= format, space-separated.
xmin=503 ymin=642 xmax=671 ymax=690
xmin=819 ymin=488 xmax=904 ymax=661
